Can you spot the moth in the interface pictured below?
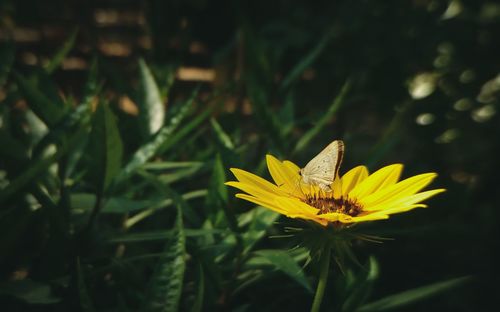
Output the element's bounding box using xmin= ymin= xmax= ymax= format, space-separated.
xmin=299 ymin=140 xmax=344 ymax=192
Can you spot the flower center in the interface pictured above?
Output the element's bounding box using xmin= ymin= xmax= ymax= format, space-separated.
xmin=304 ymin=194 xmax=362 ymax=216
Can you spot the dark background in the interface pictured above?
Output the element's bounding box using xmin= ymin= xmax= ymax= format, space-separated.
xmin=1 ymin=0 xmax=499 ymax=311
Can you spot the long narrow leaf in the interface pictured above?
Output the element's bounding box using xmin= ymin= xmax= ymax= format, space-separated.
xmin=14 ymin=72 xmax=65 ymax=127
xmin=0 ymin=42 xmax=14 ymax=88
xmin=0 ymin=128 xmax=86 ymax=203
xmin=255 ymin=249 xmax=313 ymax=293
xmin=76 ymin=258 xmax=96 ymax=312
xmin=293 ymin=78 xmax=352 ymax=154
xmin=190 ymin=263 xmax=205 ymax=312
xmin=116 ymin=88 xmax=198 ymax=183
xmin=280 ymin=29 xmax=334 ymax=90
xmin=342 ymin=257 xmax=379 ymax=312
xmin=157 ymin=104 xmax=213 ymax=155
xmin=137 ymin=58 xmax=165 ymax=138
xmin=143 ymin=206 xmax=186 ymax=312
xmin=87 ymin=102 xmax=123 ymax=193
xmin=356 ymin=276 xmax=472 ymax=312
xmin=44 ymin=28 xmax=78 ymax=74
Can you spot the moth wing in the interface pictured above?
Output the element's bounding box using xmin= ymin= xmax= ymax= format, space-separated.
xmin=302 ymin=140 xmax=344 ymax=183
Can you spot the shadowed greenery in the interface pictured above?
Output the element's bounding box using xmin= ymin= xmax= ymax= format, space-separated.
xmin=0 ymin=0 xmax=498 ymax=311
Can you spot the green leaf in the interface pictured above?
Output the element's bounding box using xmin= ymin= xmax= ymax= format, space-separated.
xmin=0 ymin=42 xmax=15 ymax=88
xmin=116 ymin=88 xmax=198 ymax=183
xmin=87 ymin=102 xmax=123 ymax=193
xmin=364 ymin=101 xmax=413 ymax=168
xmin=239 ymin=207 xmax=279 ymax=254
xmin=142 ymin=161 xmax=204 ymax=170
xmin=143 ymin=206 xmax=186 ymax=312
xmin=206 ymin=154 xmax=228 ymax=209
xmin=210 ymin=118 xmax=234 ymax=150
xmin=44 ymin=28 xmax=78 ymax=74
xmin=254 ymin=249 xmax=312 ymax=293
xmin=190 ymin=263 xmax=205 ymax=312
xmin=157 ymin=103 xmax=213 ymax=155
xmin=70 ymin=189 xmax=205 ymax=215
xmin=108 ymin=228 xmax=224 ymax=243
xmin=32 ymin=101 xmax=91 ymax=158
xmin=156 ymin=164 xmax=205 ymax=184
xmin=356 ymin=276 xmax=472 ymax=312
xmin=137 ymin=58 xmax=165 ymax=139
xmin=14 ymin=72 xmax=65 ymax=127
xmin=76 ymin=258 xmax=96 ymax=312
xmin=0 ymin=279 xmax=61 ymax=304
xmin=341 ymin=257 xmax=379 ymax=312
xmin=0 ymin=128 xmax=86 ymax=203
xmin=0 ymin=127 xmax=28 ymax=160
xmin=81 ymin=57 xmax=100 ymax=106
xmin=279 ymin=91 xmax=295 ymax=136
xmin=246 ymin=78 xmax=285 ymax=152
xmin=293 ymin=78 xmax=352 ymax=154
xmin=280 ymin=29 xmax=334 ymax=90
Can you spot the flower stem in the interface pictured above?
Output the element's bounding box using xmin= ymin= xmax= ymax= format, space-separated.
xmin=311 ymin=245 xmax=331 ymax=312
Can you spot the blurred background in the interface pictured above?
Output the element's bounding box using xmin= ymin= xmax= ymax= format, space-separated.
xmin=0 ymin=0 xmax=499 ymax=311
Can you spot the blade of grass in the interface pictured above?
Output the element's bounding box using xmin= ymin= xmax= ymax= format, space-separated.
xmin=134 ymin=170 xmax=203 ymax=227
xmin=75 ymin=258 xmax=96 ymax=312
xmin=280 ymin=29 xmax=334 ymax=91
xmin=364 ymin=101 xmax=413 ymax=169
xmin=117 ymin=189 xmax=207 ymax=229
xmin=142 ymin=161 xmax=204 ymax=170
xmin=143 ymin=205 xmax=186 ymax=312
xmin=115 ymin=87 xmax=199 ymax=184
xmin=137 ymin=58 xmax=165 ymax=139
xmin=238 ymin=207 xmax=279 ymax=254
xmin=108 ymin=228 xmax=224 ymax=243
xmin=293 ymin=78 xmax=352 ymax=154
xmin=190 ymin=262 xmax=205 ymax=312
xmin=0 ymin=128 xmax=86 ymax=203
xmin=157 ymin=104 xmax=214 ymax=155
xmin=255 ymin=249 xmax=313 ymax=293
xmin=0 ymin=42 xmax=14 ymax=88
xmin=356 ymin=276 xmax=472 ymax=312
xmin=87 ymin=102 xmax=123 ymax=194
xmin=14 ymin=71 xmax=66 ymax=127
xmin=85 ymin=102 xmax=123 ymax=229
xmin=341 ymin=257 xmax=379 ymax=312
xmin=210 ymin=118 xmax=234 ymax=150
xmin=44 ymin=28 xmax=78 ymax=74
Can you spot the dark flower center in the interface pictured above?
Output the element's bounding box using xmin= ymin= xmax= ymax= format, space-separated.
xmin=304 ymin=195 xmax=362 ymax=216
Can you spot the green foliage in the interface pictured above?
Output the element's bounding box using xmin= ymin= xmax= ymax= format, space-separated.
xmin=87 ymin=102 xmax=123 ymax=194
xmin=137 ymin=58 xmax=166 ymax=139
xmin=143 ymin=206 xmax=186 ymax=312
xmin=356 ymin=276 xmax=472 ymax=312
xmin=0 ymin=1 xmax=497 ymax=311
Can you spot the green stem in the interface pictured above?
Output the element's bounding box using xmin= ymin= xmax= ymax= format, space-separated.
xmin=311 ymin=245 xmax=331 ymax=312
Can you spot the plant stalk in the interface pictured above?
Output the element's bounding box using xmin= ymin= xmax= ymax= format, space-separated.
xmin=311 ymin=245 xmax=331 ymax=312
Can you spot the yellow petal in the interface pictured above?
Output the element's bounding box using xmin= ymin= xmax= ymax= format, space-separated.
xmin=225 ymin=181 xmax=277 ymax=199
xmin=340 ymin=166 xmax=369 ymax=196
xmin=229 ymin=168 xmax=285 ymax=195
xmin=351 ymin=213 xmax=390 ymax=222
xmin=266 ymin=155 xmax=302 ymax=196
xmin=331 ymin=176 xmax=343 ymax=198
xmin=235 ymin=194 xmax=290 ymax=215
xmin=362 ymin=204 xmax=427 ymax=219
xmin=283 ymin=160 xmax=300 ymax=174
xmin=318 ymin=212 xmax=353 ymax=223
xmin=273 ymin=196 xmax=320 ymax=217
xmin=349 ymin=164 xmax=403 ymax=199
xmin=360 ymin=173 xmax=437 ymax=208
xmin=366 ymin=189 xmax=445 ymax=212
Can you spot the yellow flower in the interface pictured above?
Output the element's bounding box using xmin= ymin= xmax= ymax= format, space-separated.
xmin=225 ymin=155 xmax=445 ymax=226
